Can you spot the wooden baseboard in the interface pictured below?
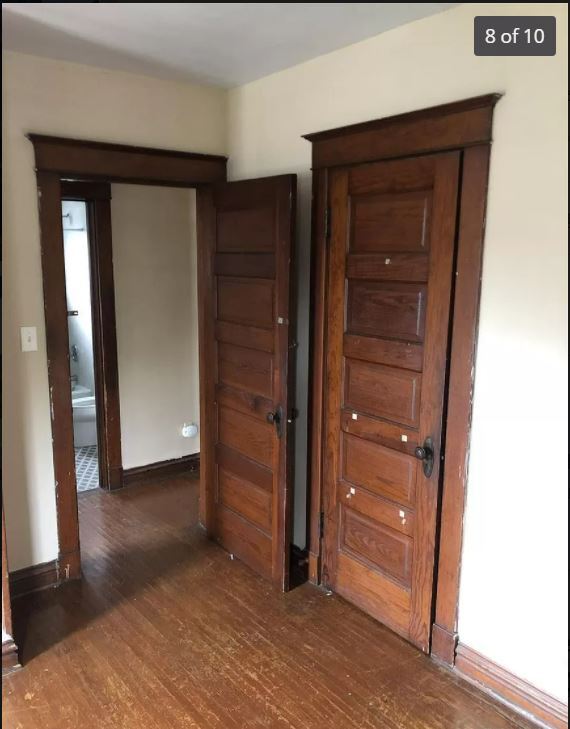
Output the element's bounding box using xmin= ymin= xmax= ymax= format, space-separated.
xmin=57 ymin=548 xmax=81 ymax=582
xmin=431 ymin=623 xmax=458 ymax=665
xmin=107 ymin=465 xmax=124 ymax=491
xmin=123 ymin=453 xmax=200 ymax=485
xmin=2 ymin=637 xmax=21 ymax=674
xmin=456 ymin=644 xmax=568 ymax=729
xmin=9 ymin=559 xmax=60 ymax=599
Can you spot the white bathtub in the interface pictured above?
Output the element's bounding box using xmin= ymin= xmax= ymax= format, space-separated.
xmin=72 ymin=393 xmax=97 ymax=447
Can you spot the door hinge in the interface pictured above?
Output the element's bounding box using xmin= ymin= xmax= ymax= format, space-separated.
xmin=324 ymin=205 xmax=331 ymax=242
xmin=319 ymin=511 xmax=325 ymax=539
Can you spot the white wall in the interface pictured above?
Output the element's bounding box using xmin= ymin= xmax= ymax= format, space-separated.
xmin=111 ymin=185 xmax=199 ymax=468
xmin=227 ymin=3 xmax=568 ymax=702
xmin=2 ymin=50 xmax=226 ymax=571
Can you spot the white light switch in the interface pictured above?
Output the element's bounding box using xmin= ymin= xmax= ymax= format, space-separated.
xmin=21 ymin=327 xmax=38 ymax=352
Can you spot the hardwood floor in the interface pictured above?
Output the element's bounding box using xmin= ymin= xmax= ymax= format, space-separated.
xmin=3 ymin=474 xmax=533 ymax=729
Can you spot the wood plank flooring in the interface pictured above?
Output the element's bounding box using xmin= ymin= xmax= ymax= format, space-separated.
xmin=3 ymin=474 xmax=533 ymax=729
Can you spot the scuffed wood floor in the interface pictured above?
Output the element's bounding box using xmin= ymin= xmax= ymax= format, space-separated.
xmin=3 ymin=474 xmax=532 ymax=729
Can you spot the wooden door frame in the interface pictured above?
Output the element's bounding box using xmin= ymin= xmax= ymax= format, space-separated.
xmin=303 ymin=94 xmax=501 ymax=666
xmin=29 ymin=134 xmax=227 ymax=581
xmin=60 ymin=180 xmax=123 ymax=492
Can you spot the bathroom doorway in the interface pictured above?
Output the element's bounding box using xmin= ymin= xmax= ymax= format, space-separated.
xmin=62 ymin=198 xmax=99 ymax=491
xmin=60 ymin=181 xmax=124 ymax=495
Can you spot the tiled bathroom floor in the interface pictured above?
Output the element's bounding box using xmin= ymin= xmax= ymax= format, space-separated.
xmin=75 ymin=445 xmax=99 ymax=492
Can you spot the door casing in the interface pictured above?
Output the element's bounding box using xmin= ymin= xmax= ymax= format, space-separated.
xmin=303 ymin=94 xmax=501 ymax=666
xmin=30 ymin=134 xmax=228 ymax=582
xmin=60 ymin=181 xmax=123 ymax=492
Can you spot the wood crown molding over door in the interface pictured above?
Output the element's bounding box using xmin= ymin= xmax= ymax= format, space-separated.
xmin=29 ymin=134 xmax=227 ymax=186
xmin=304 ymin=94 xmax=500 ymax=168
xmin=30 ymin=135 xmax=228 ymax=584
xmin=304 ymin=95 xmax=500 ymax=659
xmin=197 ymin=175 xmax=297 ymax=590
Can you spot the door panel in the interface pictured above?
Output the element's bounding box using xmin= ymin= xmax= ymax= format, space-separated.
xmin=219 ymin=468 xmax=272 ymax=532
xmin=217 ymin=277 xmax=274 ymax=328
xmin=217 ymin=206 xmax=275 ymax=251
xmin=342 ymin=433 xmax=417 ymax=506
xmin=218 ymin=343 xmax=273 ymax=398
xmin=341 ymin=508 xmax=413 ymax=586
xmin=347 ymin=281 xmax=427 ymax=341
xmin=350 ymin=190 xmax=432 ymax=252
xmin=344 ymin=359 xmax=421 ymax=426
xmin=218 ymin=406 xmax=274 ymax=468
xmin=198 ymin=175 xmax=296 ymax=590
xmin=322 ymin=153 xmax=460 ymax=650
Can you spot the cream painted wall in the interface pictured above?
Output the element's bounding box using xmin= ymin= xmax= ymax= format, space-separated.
xmin=111 ymin=185 xmax=199 ymax=468
xmin=2 ymin=50 xmax=226 ymax=571
xmin=227 ymin=3 xmax=568 ymax=703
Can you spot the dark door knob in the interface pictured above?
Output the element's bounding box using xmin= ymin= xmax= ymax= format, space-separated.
xmin=414 ymin=437 xmax=435 ymax=478
xmin=266 ymin=406 xmax=283 ymax=438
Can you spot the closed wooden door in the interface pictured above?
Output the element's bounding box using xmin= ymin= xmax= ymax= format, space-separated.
xmin=198 ymin=175 xmax=296 ymax=591
xmin=322 ymin=152 xmax=460 ymax=651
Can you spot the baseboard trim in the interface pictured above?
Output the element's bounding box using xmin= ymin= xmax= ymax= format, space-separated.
xmin=123 ymin=453 xmax=200 ymax=485
xmin=2 ymin=637 xmax=21 ymax=674
xmin=431 ymin=623 xmax=458 ymax=665
xmin=9 ymin=559 xmax=60 ymax=599
xmin=455 ymin=643 xmax=568 ymax=729
xmin=108 ymin=465 xmax=124 ymax=491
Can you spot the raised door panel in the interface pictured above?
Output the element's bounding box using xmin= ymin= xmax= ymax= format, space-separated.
xmin=344 ymin=359 xmax=421 ymax=427
xmin=350 ymin=190 xmax=432 ymax=252
xmin=342 ymin=433 xmax=417 ymax=506
xmin=217 ymin=278 xmax=274 ymax=329
xmin=347 ymin=281 xmax=427 ymax=342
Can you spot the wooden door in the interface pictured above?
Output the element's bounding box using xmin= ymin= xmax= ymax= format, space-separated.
xmin=198 ymin=175 xmax=296 ymax=591
xmin=322 ymin=152 xmax=460 ymax=651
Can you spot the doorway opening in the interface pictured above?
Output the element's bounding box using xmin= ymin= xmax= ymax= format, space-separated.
xmin=106 ymin=183 xmax=201 ymax=485
xmin=30 ymin=134 xmax=299 ymax=592
xmin=62 ymin=198 xmax=100 ymax=492
xmin=61 ymin=181 xmax=203 ymax=503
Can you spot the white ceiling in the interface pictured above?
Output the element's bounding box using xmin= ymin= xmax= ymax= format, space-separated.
xmin=2 ymin=3 xmax=457 ymax=88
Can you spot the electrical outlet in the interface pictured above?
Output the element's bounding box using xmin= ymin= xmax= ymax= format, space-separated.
xmin=181 ymin=423 xmax=198 ymax=438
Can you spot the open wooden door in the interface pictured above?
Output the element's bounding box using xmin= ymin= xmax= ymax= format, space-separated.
xmin=197 ymin=175 xmax=296 ymax=591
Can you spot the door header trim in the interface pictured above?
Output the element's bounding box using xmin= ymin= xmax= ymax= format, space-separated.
xmin=28 ymin=134 xmax=228 ymax=187
xmin=303 ymin=94 xmax=501 ymax=169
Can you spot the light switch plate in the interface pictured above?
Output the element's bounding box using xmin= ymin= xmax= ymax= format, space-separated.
xmin=21 ymin=326 xmax=38 ymax=352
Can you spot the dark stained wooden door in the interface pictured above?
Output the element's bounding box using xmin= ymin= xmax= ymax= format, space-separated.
xmin=198 ymin=176 xmax=296 ymax=591
xmin=322 ymin=152 xmax=461 ymax=651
